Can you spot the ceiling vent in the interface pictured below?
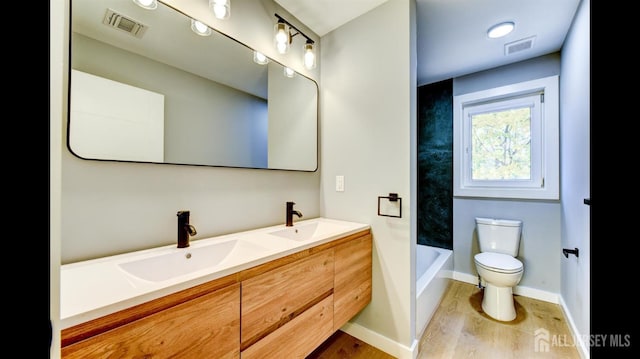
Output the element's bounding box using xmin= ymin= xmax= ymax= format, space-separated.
xmin=504 ymin=36 xmax=536 ymax=55
xmin=103 ymin=8 xmax=148 ymax=38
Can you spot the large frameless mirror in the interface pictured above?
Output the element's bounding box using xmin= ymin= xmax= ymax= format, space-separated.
xmin=69 ymin=0 xmax=318 ymax=171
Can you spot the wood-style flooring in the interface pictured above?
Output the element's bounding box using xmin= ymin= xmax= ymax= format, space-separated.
xmin=307 ymin=280 xmax=581 ymax=359
xmin=307 ymin=330 xmax=396 ymax=359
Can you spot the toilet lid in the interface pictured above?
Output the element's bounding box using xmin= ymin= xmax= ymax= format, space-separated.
xmin=475 ymin=252 xmax=523 ymax=274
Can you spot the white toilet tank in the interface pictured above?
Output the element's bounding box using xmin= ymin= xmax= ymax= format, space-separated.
xmin=475 ymin=217 xmax=522 ymax=257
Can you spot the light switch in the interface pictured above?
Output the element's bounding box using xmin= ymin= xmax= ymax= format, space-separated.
xmin=336 ymin=175 xmax=344 ymax=192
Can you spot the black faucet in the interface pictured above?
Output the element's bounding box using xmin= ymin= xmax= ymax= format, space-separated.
xmin=286 ymin=201 xmax=303 ymax=227
xmin=177 ymin=210 xmax=197 ymax=248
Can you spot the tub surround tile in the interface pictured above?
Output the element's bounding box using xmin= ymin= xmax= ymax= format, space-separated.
xmin=417 ymin=79 xmax=453 ymax=250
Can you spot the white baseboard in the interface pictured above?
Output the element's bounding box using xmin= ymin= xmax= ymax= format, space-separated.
xmin=558 ymin=295 xmax=590 ymax=359
xmin=341 ymin=273 xmax=572 ymax=358
xmin=340 ymin=321 xmax=418 ymax=359
xmin=453 ymin=271 xmax=559 ymax=303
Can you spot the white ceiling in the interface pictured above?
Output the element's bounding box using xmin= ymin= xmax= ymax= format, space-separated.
xmin=275 ymin=0 xmax=582 ymax=85
xmin=274 ymin=0 xmax=389 ymax=37
xmin=73 ymin=0 xmax=270 ymax=98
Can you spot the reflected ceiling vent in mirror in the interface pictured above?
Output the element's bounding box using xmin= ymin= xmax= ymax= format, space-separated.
xmin=103 ymin=8 xmax=148 ymax=38
xmin=505 ymin=36 xmax=536 ymax=55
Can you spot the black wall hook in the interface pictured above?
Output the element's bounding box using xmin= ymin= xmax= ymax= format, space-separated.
xmin=562 ymin=247 xmax=579 ymax=258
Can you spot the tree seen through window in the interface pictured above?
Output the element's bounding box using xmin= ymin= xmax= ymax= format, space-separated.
xmin=471 ymin=107 xmax=531 ymax=181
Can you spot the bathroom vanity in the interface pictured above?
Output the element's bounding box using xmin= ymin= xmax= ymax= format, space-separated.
xmin=60 ymin=218 xmax=371 ymax=358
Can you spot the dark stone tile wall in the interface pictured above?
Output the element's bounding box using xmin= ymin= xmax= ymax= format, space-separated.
xmin=417 ymin=79 xmax=453 ymax=250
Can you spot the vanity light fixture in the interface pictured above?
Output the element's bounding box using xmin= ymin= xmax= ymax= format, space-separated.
xmin=209 ymin=0 xmax=230 ymax=20
xmin=284 ymin=67 xmax=296 ymax=78
xmin=132 ymin=0 xmax=157 ymax=10
xmin=302 ymin=40 xmax=316 ymax=70
xmin=273 ymin=13 xmax=317 ymax=70
xmin=191 ymin=19 xmax=212 ymax=36
xmin=253 ymin=51 xmax=269 ymax=65
xmin=487 ymin=21 xmax=515 ymax=38
xmin=274 ymin=20 xmax=291 ymax=54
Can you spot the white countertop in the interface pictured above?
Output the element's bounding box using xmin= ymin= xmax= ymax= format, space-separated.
xmin=60 ymin=217 xmax=369 ymax=329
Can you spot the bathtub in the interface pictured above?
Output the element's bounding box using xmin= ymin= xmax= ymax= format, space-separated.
xmin=416 ymin=245 xmax=453 ymax=337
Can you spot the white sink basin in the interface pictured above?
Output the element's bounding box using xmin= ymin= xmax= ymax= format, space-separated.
xmin=61 ymin=217 xmax=370 ymax=327
xmin=268 ymin=221 xmax=351 ymax=241
xmin=118 ymin=239 xmax=266 ymax=282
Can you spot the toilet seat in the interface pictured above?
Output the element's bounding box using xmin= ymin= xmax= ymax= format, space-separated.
xmin=475 ymin=252 xmax=523 ymax=274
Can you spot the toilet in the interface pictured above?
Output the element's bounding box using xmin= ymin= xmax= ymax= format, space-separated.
xmin=474 ymin=217 xmax=524 ymax=321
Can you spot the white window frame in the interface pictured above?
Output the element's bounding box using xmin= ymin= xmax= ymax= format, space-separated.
xmin=453 ymin=75 xmax=559 ymax=200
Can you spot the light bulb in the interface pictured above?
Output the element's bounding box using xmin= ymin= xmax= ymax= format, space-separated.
xmin=284 ymin=67 xmax=295 ymax=78
xmin=487 ymin=21 xmax=515 ymax=38
xmin=191 ymin=19 xmax=211 ymax=36
xmin=276 ymin=42 xmax=289 ymax=54
xmin=275 ymin=28 xmax=288 ymax=43
xmin=132 ymin=0 xmax=157 ymax=10
xmin=209 ymin=0 xmax=230 ymax=20
xmin=303 ymin=42 xmax=316 ymax=70
xmin=274 ymin=22 xmax=290 ymax=54
xmin=253 ymin=51 xmax=269 ymax=65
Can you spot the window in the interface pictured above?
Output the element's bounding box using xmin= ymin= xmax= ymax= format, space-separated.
xmin=453 ymin=76 xmax=559 ymax=200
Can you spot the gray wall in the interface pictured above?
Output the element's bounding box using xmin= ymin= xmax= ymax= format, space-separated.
xmin=560 ymin=0 xmax=590 ymax=352
xmin=321 ymin=0 xmax=417 ymax=353
xmin=72 ymin=33 xmax=269 ymax=168
xmin=452 ymin=53 xmax=563 ymax=294
xmin=61 ymin=0 xmax=321 ymax=264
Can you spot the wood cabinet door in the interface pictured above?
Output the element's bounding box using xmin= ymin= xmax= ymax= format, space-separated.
xmin=241 ymin=249 xmax=334 ymax=350
xmin=333 ymin=233 xmax=372 ymax=331
xmin=62 ymin=283 xmax=241 ymax=359
xmin=241 ymin=295 xmax=334 ymax=359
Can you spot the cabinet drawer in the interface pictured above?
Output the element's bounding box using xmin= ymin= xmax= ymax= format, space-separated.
xmin=62 ymin=283 xmax=240 ymax=359
xmin=241 ymin=249 xmax=334 ymax=348
xmin=241 ymin=294 xmax=334 ymax=358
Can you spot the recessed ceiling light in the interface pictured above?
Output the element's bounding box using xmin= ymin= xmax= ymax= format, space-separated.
xmin=487 ymin=21 xmax=515 ymax=39
xmin=132 ymin=0 xmax=157 ymax=10
xmin=191 ymin=19 xmax=212 ymax=36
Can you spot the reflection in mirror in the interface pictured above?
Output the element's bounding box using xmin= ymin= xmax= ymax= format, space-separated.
xmin=69 ymin=0 xmax=318 ymax=171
